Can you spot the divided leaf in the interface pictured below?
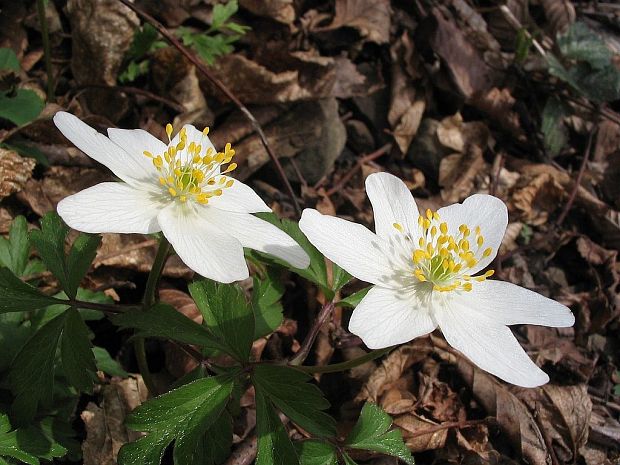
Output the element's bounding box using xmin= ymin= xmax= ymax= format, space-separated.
xmin=0 ymin=267 xmax=60 ymax=314
xmin=255 ymin=388 xmax=299 ymax=465
xmin=189 ymin=280 xmax=254 ymax=362
xmin=112 ymin=303 xmax=226 ymax=352
xmin=252 ymin=365 xmax=336 ymax=438
xmin=61 ymin=307 xmax=97 ymax=393
xmin=252 ymin=273 xmax=284 ymax=339
xmin=344 ymin=403 xmax=414 ymax=465
xmin=541 ymin=97 xmax=568 ymax=158
xmin=0 ymin=414 xmax=69 ymax=465
xmin=30 ymin=213 xmax=100 ymax=299
xmin=118 ymin=375 xmax=234 ymax=465
xmin=0 ymin=216 xmax=29 ymax=276
xmin=296 ymin=440 xmax=338 ymax=465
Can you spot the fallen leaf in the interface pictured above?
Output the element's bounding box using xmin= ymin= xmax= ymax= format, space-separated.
xmin=0 ymin=148 xmax=36 ymax=200
xmin=439 ymin=145 xmax=486 ymax=203
xmin=321 ymin=0 xmax=391 ymax=44
xmin=239 ymin=0 xmax=295 ymax=24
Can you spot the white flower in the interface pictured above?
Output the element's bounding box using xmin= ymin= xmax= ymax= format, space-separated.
xmin=299 ymin=172 xmax=574 ymax=387
xmin=54 ymin=112 xmax=310 ymax=283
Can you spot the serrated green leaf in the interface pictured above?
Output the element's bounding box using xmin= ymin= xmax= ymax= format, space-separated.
xmin=0 ymin=267 xmax=61 ymax=314
xmin=541 ymin=97 xmax=568 ymax=158
xmin=345 ymin=403 xmax=414 ymax=465
xmin=199 ymin=411 xmax=233 ymax=465
xmin=0 ymin=216 xmax=29 ymax=276
xmin=252 ymin=365 xmax=336 ymax=437
xmin=0 ymin=48 xmax=20 ymax=71
xmin=61 ymin=307 xmax=97 ymax=393
xmin=8 ymin=311 xmax=67 ymax=425
xmin=0 ymin=89 xmax=44 ymax=126
xmin=212 ymin=0 xmax=239 ymax=29
xmin=255 ymin=388 xmax=299 ymax=465
xmin=65 ymin=234 xmax=101 ymax=298
xmin=93 ymin=347 xmax=128 ymax=377
xmin=296 ymin=440 xmax=338 ymax=465
xmin=337 ymin=287 xmax=371 ymax=308
xmin=252 ymin=213 xmax=329 ymax=292
xmin=189 ymin=280 xmax=254 ymax=362
xmin=252 ymin=273 xmax=284 ymax=339
xmin=111 ymin=303 xmax=225 ymax=352
xmin=0 ymin=314 xmax=30 ymax=372
xmin=119 ymin=375 xmax=234 ymax=465
xmin=557 ymin=22 xmax=613 ymax=70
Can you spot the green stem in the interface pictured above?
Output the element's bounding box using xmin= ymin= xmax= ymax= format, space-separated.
xmin=296 ymin=346 xmax=394 ymax=374
xmin=36 ymin=0 xmax=54 ymax=101
xmin=135 ymin=237 xmax=171 ymax=395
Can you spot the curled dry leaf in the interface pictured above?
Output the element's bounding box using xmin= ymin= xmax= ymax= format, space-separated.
xmin=511 ymin=171 xmax=565 ymax=225
xmin=541 ymin=0 xmax=576 ymax=36
xmin=439 ymin=146 xmax=486 ymax=203
xmin=320 ymin=0 xmax=391 ymax=44
xmin=0 ymin=148 xmax=36 ymax=200
xmin=81 ymin=376 xmax=148 ymax=465
xmin=393 ymin=413 xmax=448 ymax=452
xmin=470 ymin=87 xmax=524 ymax=140
xmin=239 ymin=0 xmax=295 ymax=24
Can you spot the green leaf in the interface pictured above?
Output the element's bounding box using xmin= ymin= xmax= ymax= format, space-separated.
xmin=93 ymin=347 xmax=128 ymax=377
xmin=557 ymin=22 xmax=613 ymax=70
xmin=337 ymin=287 xmax=371 ymax=308
xmin=331 ymin=264 xmax=351 ymax=293
xmin=119 ymin=375 xmax=234 ymax=465
xmin=8 ymin=311 xmax=67 ymax=425
xmin=252 ymin=273 xmax=284 ymax=339
xmin=296 ymin=440 xmax=338 ymax=465
xmin=212 ymin=0 xmax=239 ymax=29
xmin=255 ymin=388 xmax=299 ymax=465
xmin=0 ymin=48 xmax=20 ymax=71
xmin=61 ymin=307 xmax=97 ymax=393
xmin=0 ymin=414 xmax=72 ymax=465
xmin=341 ymin=452 xmax=358 ymax=465
xmin=189 ymin=280 xmax=254 ymax=362
xmin=541 ymin=97 xmax=568 ymax=158
xmin=0 ymin=314 xmax=30 ymax=372
xmin=252 ymin=365 xmax=336 ymax=438
xmin=111 ymin=303 xmax=225 ymax=352
xmin=0 ymin=267 xmax=61 ymax=314
xmin=199 ymin=411 xmax=233 ymax=465
xmin=252 ymin=213 xmax=329 ymax=293
xmin=344 ymin=403 xmax=414 ymax=465
xmin=0 ymin=89 xmax=44 ymax=126
xmin=0 ymin=216 xmax=29 ymax=276
xmin=30 ymin=213 xmax=100 ymax=299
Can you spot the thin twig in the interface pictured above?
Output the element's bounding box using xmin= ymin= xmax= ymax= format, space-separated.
xmin=489 ymin=152 xmax=504 ymax=197
xmin=117 ymin=0 xmax=301 ymax=217
xmin=37 ymin=0 xmax=54 ymax=101
xmin=555 ymin=122 xmax=597 ymax=226
xmin=408 ymin=418 xmax=487 ymax=439
xmin=72 ymin=84 xmax=185 ymax=113
xmin=325 ymin=144 xmax=391 ymax=197
xmin=69 ymin=299 xmax=137 ymax=314
xmin=289 ymin=301 xmax=334 ymax=366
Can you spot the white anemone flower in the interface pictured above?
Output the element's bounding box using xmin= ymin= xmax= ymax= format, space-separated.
xmin=54 ymin=112 xmax=310 ymax=283
xmin=299 ymin=172 xmax=574 ymax=387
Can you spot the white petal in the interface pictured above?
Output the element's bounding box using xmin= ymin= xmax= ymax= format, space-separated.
xmin=203 ymin=208 xmax=310 ymax=269
xmin=107 ymin=128 xmax=168 ymax=171
xmin=467 ymin=280 xmax=575 ymax=327
xmin=299 ymin=209 xmax=395 ymax=286
xmin=205 ymin=178 xmax=271 ymax=213
xmin=157 ymin=202 xmax=248 ymax=283
xmin=349 ymin=286 xmax=436 ymax=349
xmin=365 ymin=172 xmax=420 ymax=239
xmin=57 ymin=182 xmax=164 ymax=234
xmin=437 ymin=194 xmax=508 ymax=274
xmin=53 ymin=112 xmax=155 ymax=185
xmin=434 ymin=298 xmax=549 ymax=387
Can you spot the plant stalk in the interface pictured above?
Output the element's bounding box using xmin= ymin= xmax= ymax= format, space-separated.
xmin=296 ymin=346 xmax=394 ymax=374
xmin=289 ymin=301 xmax=334 ymax=366
xmin=135 ymin=237 xmax=171 ymax=395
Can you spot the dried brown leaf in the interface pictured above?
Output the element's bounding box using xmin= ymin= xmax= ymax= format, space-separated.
xmin=470 ymin=87 xmax=524 ymax=139
xmin=439 ymin=145 xmax=486 ymax=203
xmin=239 ymin=0 xmax=295 ymax=24
xmin=0 ymin=148 xmax=35 ymax=200
xmin=541 ymin=0 xmax=576 ymax=36
xmin=393 ymin=413 xmax=448 ymax=452
xmin=323 ymin=0 xmax=390 ymax=44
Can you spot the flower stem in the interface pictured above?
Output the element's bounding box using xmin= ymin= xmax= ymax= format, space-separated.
xmin=296 ymin=346 xmax=394 ymax=374
xmin=135 ymin=237 xmax=171 ymax=395
xmin=289 ymin=301 xmax=334 ymax=366
xmin=36 ymin=0 xmax=54 ymax=101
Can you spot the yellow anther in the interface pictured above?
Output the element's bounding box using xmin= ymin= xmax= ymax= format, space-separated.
xmin=215 ymin=152 xmax=225 ymax=164
xmin=431 ymin=226 xmax=437 ymax=237
xmin=484 ymin=270 xmax=495 ymax=278
xmin=460 ymin=239 xmax=470 ymax=251
xmin=166 ymin=123 xmax=173 ymax=140
xmin=169 ymin=146 xmax=177 ymax=157
xmin=221 ymin=163 xmax=237 ymax=174
xmin=462 ymin=283 xmax=472 ymax=292
xmin=203 ymin=126 xmax=210 ymax=136
xmin=426 ymin=209 xmax=432 ymax=221
xmin=180 ymin=195 xmax=187 ymax=202
xmin=159 ymin=177 xmax=166 ymax=185
xmin=413 ymin=249 xmax=426 ymax=264
xmin=482 ymin=247 xmax=492 ymax=257
xmin=433 ymin=212 xmax=440 ymax=221
xmin=442 ymin=258 xmax=449 ymax=269
xmin=475 ymin=226 xmax=481 ymax=235
xmin=477 ymin=236 xmax=484 ymax=247
xmin=168 ymin=187 xmax=177 ymax=197
xmin=143 ymin=150 xmax=153 ymax=158
xmin=195 ymin=144 xmax=202 ymax=156
xmin=176 ymin=140 xmax=185 ymax=151
xmin=418 ymin=237 xmax=425 ymax=248
xmin=440 ymin=222 xmax=448 ymax=234
xmin=393 ymin=223 xmax=404 ymax=232
xmin=226 ymin=179 xmax=234 ymax=188
xmin=418 ymin=216 xmax=424 ymax=226
xmin=426 ymin=243 xmax=433 ymax=255
xmin=215 ymin=189 xmax=223 ymax=196
xmin=203 ymin=155 xmax=213 ymax=164
xmin=153 ymin=156 xmax=163 ymax=168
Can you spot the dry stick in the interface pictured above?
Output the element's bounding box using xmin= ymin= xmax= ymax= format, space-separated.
xmin=407 ymin=418 xmax=487 ymax=439
xmin=289 ymin=301 xmax=334 ymax=366
xmin=489 ymin=152 xmax=504 ymax=197
xmin=117 ymin=0 xmax=301 ymax=217
xmin=325 ymin=144 xmax=391 ymax=197
xmin=555 ymin=123 xmax=597 ymax=226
